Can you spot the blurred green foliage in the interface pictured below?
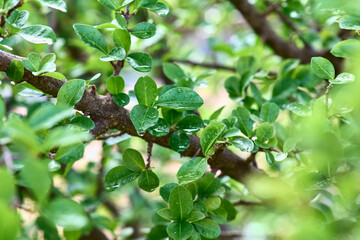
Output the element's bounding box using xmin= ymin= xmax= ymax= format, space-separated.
xmin=0 ymin=0 xmax=360 ymax=239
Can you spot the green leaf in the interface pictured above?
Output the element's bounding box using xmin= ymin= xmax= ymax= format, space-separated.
xmin=192 ymin=219 xmax=221 ymax=239
xmin=43 ymin=72 xmax=66 ymax=80
xmin=54 ymin=142 xmax=85 ymax=163
xmin=221 ymin=199 xmax=237 ymax=221
xmin=311 ymin=57 xmax=335 ymax=80
xmin=126 ymin=52 xmax=153 ymax=72
xmin=232 ymin=106 xmax=253 ymax=137
xmin=6 ymin=10 xmax=29 ymax=28
xmin=113 ymin=29 xmax=131 ymax=53
xmin=209 ymin=106 xmax=225 ymax=120
xmin=222 ymin=127 xmax=240 ymax=138
xmin=100 ymin=47 xmax=126 ymax=61
xmin=191 ymin=231 xmax=201 ymax=240
xmin=169 ymin=131 xmax=190 ymax=152
xmin=104 ymin=166 xmax=141 ymax=191
xmin=0 ymin=202 xmax=20 ymax=240
xmin=57 ymin=79 xmax=86 ymax=106
xmin=157 ymin=208 xmax=176 ymax=221
xmin=134 ymin=76 xmax=158 ymax=106
xmin=250 ymin=82 xmax=263 ymax=106
xmin=36 ymin=0 xmax=67 ymax=12
xmin=42 ymin=126 xmax=90 ymax=152
xmin=130 ymin=104 xmax=159 ymax=133
xmin=73 ymin=24 xmax=108 ymax=54
xmin=115 ymin=12 xmax=127 ymax=29
xmin=199 ymin=172 xmax=220 ymax=195
xmin=131 ymin=22 xmax=156 ymax=39
xmin=106 ymin=76 xmax=125 ymax=95
xmin=169 ymin=185 xmax=193 ymax=221
xmin=22 ymin=52 xmax=42 ymax=73
xmin=147 ymin=118 xmax=170 ymax=137
xmin=21 ymin=159 xmax=51 ymax=203
xmin=331 ymin=39 xmax=360 ymax=59
xmin=256 ymin=123 xmax=274 ymax=143
xmin=69 ymin=116 xmax=95 ymax=130
xmin=339 ymin=16 xmax=360 ymax=31
xmin=6 ymin=59 xmax=23 ymax=82
xmin=200 ymin=122 xmax=226 ymax=155
xmin=224 ymin=76 xmax=242 ymax=98
xmin=45 ymin=198 xmax=89 ymax=231
xmin=330 ymin=73 xmax=355 ymax=85
xmin=0 ymin=167 xmax=15 ymax=203
xmin=160 ymin=183 xmax=178 ymax=202
xmin=175 ymin=115 xmax=204 ymax=134
xmin=98 ymin=0 xmax=121 ymax=10
xmin=236 ymin=55 xmax=258 ymax=75
xmin=265 ymin=150 xmax=275 ymax=165
xmin=19 ymin=25 xmax=56 ymax=45
xmin=144 ymin=2 xmax=169 ymax=16
xmin=209 ymin=206 xmax=227 ymax=224
xmin=283 ymin=137 xmax=297 ymax=153
xmin=260 ymin=102 xmax=280 ymax=123
xmin=113 ymin=93 xmax=130 ymax=107
xmin=156 ymin=87 xmax=203 ymax=110
xmin=123 ymin=148 xmax=146 ymax=171
xmin=231 ymin=136 xmax=254 ymax=152
xmin=28 ymin=103 xmax=73 ymax=130
xmin=193 ymin=200 xmax=207 ymax=214
xmin=187 ymin=211 xmax=205 ymax=222
xmin=287 ymin=102 xmax=312 ymax=116
xmin=162 ymin=108 xmax=183 ymax=125
xmin=138 ymin=170 xmax=159 ymax=192
xmin=177 ymin=157 xmax=208 ymax=184
xmin=146 ymin=225 xmax=168 ymax=240
xmin=162 ymin=63 xmax=187 ymax=83
xmin=206 ymin=196 xmax=221 ymax=211
xmin=166 ymin=222 xmax=193 ymax=240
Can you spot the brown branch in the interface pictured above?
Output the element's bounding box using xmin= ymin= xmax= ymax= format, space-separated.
xmin=233 ymin=200 xmax=262 ymax=206
xmin=272 ymin=7 xmax=312 ymax=49
xmin=146 ymin=141 xmax=153 ymax=169
xmin=229 ymin=0 xmax=319 ymax=63
xmin=5 ymin=0 xmax=24 ymax=18
xmin=0 ymin=49 xmax=258 ymax=183
xmin=96 ymin=131 xmax=124 ymax=140
xmin=170 ymin=59 xmax=236 ymax=72
xmin=259 ymin=147 xmax=282 ymax=153
xmin=228 ymin=0 xmax=343 ymax=72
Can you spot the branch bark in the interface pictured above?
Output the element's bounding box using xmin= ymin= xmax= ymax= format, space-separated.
xmin=228 ymin=0 xmax=342 ymax=71
xmin=0 ymin=50 xmax=258 ymax=182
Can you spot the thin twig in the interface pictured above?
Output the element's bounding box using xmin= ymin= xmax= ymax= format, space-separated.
xmin=1 ymin=146 xmax=13 ymax=171
xmin=96 ymin=131 xmax=124 ymax=140
xmin=233 ymin=200 xmax=262 ymax=206
xmin=146 ymin=141 xmax=153 ymax=169
xmin=245 ymin=152 xmax=256 ymax=166
xmin=259 ymin=147 xmax=282 ymax=153
xmin=170 ymin=59 xmax=236 ymax=72
xmin=193 ymin=148 xmax=201 ymax=158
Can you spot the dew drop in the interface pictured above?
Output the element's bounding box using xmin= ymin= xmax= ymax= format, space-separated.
xmin=48 ymin=160 xmax=61 ymax=172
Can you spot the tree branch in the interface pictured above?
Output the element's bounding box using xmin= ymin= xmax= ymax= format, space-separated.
xmin=228 ymin=0 xmax=342 ymax=71
xmin=0 ymin=50 xmax=258 ymax=182
xmin=170 ymin=59 xmax=237 ymax=72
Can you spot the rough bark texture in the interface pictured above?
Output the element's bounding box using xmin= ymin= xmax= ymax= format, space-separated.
xmin=0 ymin=49 xmax=257 ymax=182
